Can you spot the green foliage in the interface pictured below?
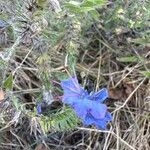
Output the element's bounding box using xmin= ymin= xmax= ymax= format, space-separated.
xmin=116 ymin=56 xmax=141 ymax=63
xmin=36 ymin=0 xmax=48 ymax=8
xmin=66 ymin=41 xmax=78 ymax=73
xmin=37 ymin=56 xmax=52 ymax=89
xmin=140 ymin=71 xmax=150 ymax=77
xmin=0 ymin=59 xmax=6 ymax=70
xmin=39 ymin=107 xmax=79 ymax=132
xmin=10 ymin=95 xmax=79 ymax=133
xmin=131 ymin=37 xmax=150 ymax=45
xmin=40 ymin=71 xmax=52 ymax=90
xmin=64 ymin=0 xmax=105 ymax=18
xmin=2 ymin=74 xmax=13 ymax=89
xmin=41 ymin=11 xmax=65 ymax=48
xmin=52 ymin=72 xmax=68 ymax=81
xmin=12 ymin=96 xmax=28 ymax=112
xmin=102 ymin=0 xmax=150 ymax=31
xmin=12 ymin=96 xmax=20 ymax=110
xmin=130 ymin=29 xmax=150 ymax=45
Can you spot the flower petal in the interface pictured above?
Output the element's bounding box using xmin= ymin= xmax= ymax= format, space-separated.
xmin=95 ymin=119 xmax=107 ymax=129
xmin=73 ymin=101 xmax=88 ymax=119
xmin=83 ymin=115 xmax=95 ymax=125
xmin=60 ymin=76 xmax=81 ymax=95
xmin=95 ymin=112 xmax=112 ymax=129
xmin=82 ymin=114 xmax=108 ymax=129
xmin=60 ymin=77 xmax=112 ymax=129
xmin=62 ymin=96 xmax=78 ymax=106
xmin=89 ymin=102 xmax=107 ymax=119
xmin=36 ymin=103 xmax=41 ymax=114
xmin=105 ymin=112 xmax=112 ymax=121
xmin=89 ymin=88 xmax=108 ymax=102
xmin=83 ymin=112 xmax=111 ymax=129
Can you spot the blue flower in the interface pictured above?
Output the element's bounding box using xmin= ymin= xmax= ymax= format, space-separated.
xmin=60 ymin=76 xmax=88 ymax=105
xmin=73 ymin=98 xmax=107 ymax=120
xmin=83 ymin=112 xmax=112 ymax=129
xmin=60 ymin=76 xmax=112 ymax=129
xmin=88 ymin=88 xmax=108 ymax=102
xmin=36 ymin=103 xmax=42 ymax=114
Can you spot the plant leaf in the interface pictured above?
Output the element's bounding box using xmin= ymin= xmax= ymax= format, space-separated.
xmin=12 ymin=97 xmax=19 ymax=110
xmin=64 ymin=1 xmax=81 ymax=13
xmin=80 ymin=0 xmax=105 ymax=7
xmin=65 ymin=0 xmax=105 ymax=13
xmin=140 ymin=71 xmax=150 ymax=77
xmin=39 ymin=107 xmax=79 ymax=132
xmin=116 ymin=56 xmax=140 ymax=63
xmin=3 ymin=74 xmax=13 ymax=89
xmin=131 ymin=37 xmax=150 ymax=45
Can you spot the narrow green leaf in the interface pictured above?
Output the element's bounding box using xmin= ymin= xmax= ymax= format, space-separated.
xmin=80 ymin=7 xmax=95 ymax=12
xmin=65 ymin=0 xmax=105 ymax=13
xmin=66 ymin=1 xmax=81 ymax=6
xmin=81 ymin=0 xmax=105 ymax=7
xmin=12 ymin=97 xmax=19 ymax=110
xmin=89 ymin=9 xmax=100 ymax=18
xmin=64 ymin=1 xmax=81 ymax=13
xmin=3 ymin=74 xmax=13 ymax=89
xmin=131 ymin=38 xmax=150 ymax=45
xmin=39 ymin=107 xmax=79 ymax=132
xmin=140 ymin=71 xmax=150 ymax=77
xmin=116 ymin=56 xmax=139 ymax=62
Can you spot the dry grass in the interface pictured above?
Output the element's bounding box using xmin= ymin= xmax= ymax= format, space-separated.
xmin=0 ymin=0 xmax=150 ymax=150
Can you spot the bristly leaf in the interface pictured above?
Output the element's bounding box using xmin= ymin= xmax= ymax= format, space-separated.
xmin=36 ymin=0 xmax=48 ymax=8
xmin=140 ymin=71 xmax=150 ymax=77
xmin=131 ymin=37 xmax=150 ymax=45
xmin=39 ymin=107 xmax=79 ymax=132
xmin=12 ymin=96 xmax=19 ymax=110
xmin=116 ymin=56 xmax=141 ymax=63
xmin=64 ymin=0 xmax=105 ymax=16
xmin=80 ymin=0 xmax=105 ymax=7
xmin=67 ymin=41 xmax=78 ymax=73
xmin=3 ymin=74 xmax=13 ymax=89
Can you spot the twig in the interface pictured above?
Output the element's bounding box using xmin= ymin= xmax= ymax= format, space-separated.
xmin=77 ymin=127 xmax=136 ymax=150
xmin=113 ymin=78 xmax=146 ymax=113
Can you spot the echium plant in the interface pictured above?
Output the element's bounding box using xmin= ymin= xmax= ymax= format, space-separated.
xmin=60 ymin=76 xmax=112 ymax=129
xmin=37 ymin=76 xmax=111 ymax=131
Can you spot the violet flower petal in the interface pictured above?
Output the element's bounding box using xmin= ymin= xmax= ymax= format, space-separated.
xmin=89 ymin=88 xmax=108 ymax=102
xmin=36 ymin=103 xmax=42 ymax=114
xmin=89 ymin=102 xmax=107 ymax=119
